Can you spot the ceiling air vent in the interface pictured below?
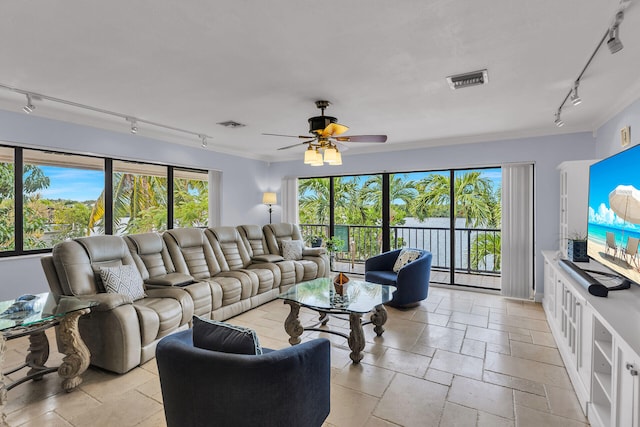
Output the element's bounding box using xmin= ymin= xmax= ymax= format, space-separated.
xmin=217 ymin=120 xmax=246 ymax=128
xmin=446 ymin=69 xmax=488 ymax=90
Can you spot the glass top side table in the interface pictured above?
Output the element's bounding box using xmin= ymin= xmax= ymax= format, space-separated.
xmin=0 ymin=292 xmax=95 ymax=426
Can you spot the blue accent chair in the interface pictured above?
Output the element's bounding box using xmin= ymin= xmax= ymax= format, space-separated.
xmin=365 ymin=249 xmax=432 ymax=307
xmin=156 ymin=329 xmax=331 ymax=427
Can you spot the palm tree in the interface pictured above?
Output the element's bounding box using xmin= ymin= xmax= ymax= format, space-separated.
xmin=362 ymin=174 xmax=417 ymax=225
xmin=298 ymin=178 xmax=330 ymax=224
xmin=89 ymin=172 xmax=167 ymax=234
xmin=413 ymin=171 xmax=494 ymax=227
xmin=471 ymin=232 xmax=501 ymax=271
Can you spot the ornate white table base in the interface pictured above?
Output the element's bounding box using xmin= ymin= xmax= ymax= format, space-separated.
xmin=283 ymin=301 xmax=388 ymax=363
xmin=0 ymin=307 xmax=91 ymax=425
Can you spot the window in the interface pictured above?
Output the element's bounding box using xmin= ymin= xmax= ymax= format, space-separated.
xmin=0 ymin=144 xmax=210 ymax=257
xmin=23 ymin=150 xmax=105 ymax=250
xmin=0 ymin=147 xmax=15 ymax=251
xmin=112 ymin=161 xmax=168 ymax=234
xmin=173 ymin=168 xmax=209 ymax=228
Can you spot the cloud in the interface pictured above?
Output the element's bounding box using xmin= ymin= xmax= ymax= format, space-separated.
xmin=590 ymin=203 xmax=640 ymax=230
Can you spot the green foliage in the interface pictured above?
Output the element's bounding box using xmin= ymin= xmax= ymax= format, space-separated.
xmin=471 ymin=232 xmax=501 ymax=271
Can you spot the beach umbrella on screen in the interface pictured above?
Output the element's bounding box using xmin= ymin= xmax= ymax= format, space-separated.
xmin=609 ymin=185 xmax=640 ymax=224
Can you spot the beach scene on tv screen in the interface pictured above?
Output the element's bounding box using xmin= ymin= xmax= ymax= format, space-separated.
xmin=587 ymin=147 xmax=640 ymax=285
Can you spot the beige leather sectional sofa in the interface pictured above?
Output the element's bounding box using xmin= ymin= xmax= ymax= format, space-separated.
xmin=40 ymin=223 xmax=328 ymax=374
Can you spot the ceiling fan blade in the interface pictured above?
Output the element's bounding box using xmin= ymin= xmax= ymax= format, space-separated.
xmin=321 ymin=123 xmax=349 ymax=137
xmin=263 ymin=133 xmax=310 ymax=139
xmin=277 ymin=140 xmax=315 ymax=150
xmin=333 ymin=135 xmax=388 ymax=143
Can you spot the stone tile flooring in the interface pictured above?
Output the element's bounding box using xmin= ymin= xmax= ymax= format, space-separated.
xmin=3 ymin=286 xmax=589 ymax=426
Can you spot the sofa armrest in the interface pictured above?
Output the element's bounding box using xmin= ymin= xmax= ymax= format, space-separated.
xmin=365 ymin=249 xmax=402 ymax=272
xmin=302 ymin=247 xmax=326 ymax=256
xmin=67 ymin=293 xmax=132 ymax=312
xmin=145 ymin=272 xmax=195 ymax=287
xmin=251 ymin=254 xmax=285 ymax=263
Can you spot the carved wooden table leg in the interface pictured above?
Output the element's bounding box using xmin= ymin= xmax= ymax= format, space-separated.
xmin=0 ymin=333 xmax=8 ymax=427
xmin=56 ymin=308 xmax=91 ymax=392
xmin=347 ymin=313 xmax=365 ymax=364
xmin=26 ymin=331 xmax=50 ymax=380
xmin=319 ymin=312 xmax=329 ymax=326
xmin=283 ymin=301 xmax=303 ymax=345
xmin=371 ymin=304 xmax=388 ymax=336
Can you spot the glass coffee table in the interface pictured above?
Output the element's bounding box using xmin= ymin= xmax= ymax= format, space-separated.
xmin=0 ymin=293 xmax=95 ymax=425
xmin=278 ymin=277 xmax=396 ymax=363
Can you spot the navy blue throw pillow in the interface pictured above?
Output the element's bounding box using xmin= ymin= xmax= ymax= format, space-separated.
xmin=192 ymin=316 xmax=263 ymax=355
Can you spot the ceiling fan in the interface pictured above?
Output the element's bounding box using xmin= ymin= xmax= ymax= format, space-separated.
xmin=263 ymin=100 xmax=387 ymax=165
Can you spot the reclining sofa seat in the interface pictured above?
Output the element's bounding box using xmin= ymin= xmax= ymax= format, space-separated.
xmin=237 ymin=224 xmax=298 ymax=291
xmin=124 ymin=232 xmax=213 ymax=318
xmin=205 ymin=226 xmax=281 ymax=308
xmin=263 ymin=223 xmax=330 ymax=281
xmin=163 ymin=228 xmax=258 ymax=320
xmin=41 ymin=235 xmax=193 ymax=374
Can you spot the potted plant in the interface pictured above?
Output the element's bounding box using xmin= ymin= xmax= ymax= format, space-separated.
xmin=567 ymin=232 xmax=588 ymax=262
xmin=325 ymin=236 xmax=345 ymax=270
xmin=304 ymin=235 xmax=324 ymax=248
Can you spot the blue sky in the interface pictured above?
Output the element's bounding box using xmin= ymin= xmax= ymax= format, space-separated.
xmin=588 ymin=145 xmax=640 ymax=228
xmin=38 ymin=166 xmax=104 ymax=201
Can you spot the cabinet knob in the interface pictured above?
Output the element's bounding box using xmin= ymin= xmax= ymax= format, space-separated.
xmin=632 ymin=369 xmax=639 ymax=376
xmin=575 ymin=302 xmax=581 ymax=306
xmin=627 ymin=363 xmax=635 ymax=370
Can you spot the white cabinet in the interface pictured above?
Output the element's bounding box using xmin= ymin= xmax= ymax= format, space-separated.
xmin=542 ymin=251 xmax=640 ymax=427
xmin=614 ymin=339 xmax=640 ymax=427
xmin=542 ymin=254 xmax=591 ymax=412
xmin=558 ymin=160 xmax=595 ymax=258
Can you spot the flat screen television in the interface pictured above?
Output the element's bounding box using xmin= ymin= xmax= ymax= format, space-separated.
xmin=587 ymin=144 xmax=640 ymax=287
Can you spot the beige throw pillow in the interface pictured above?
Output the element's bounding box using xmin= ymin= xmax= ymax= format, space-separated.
xmin=100 ymin=264 xmax=146 ymax=301
xmin=393 ymin=249 xmax=421 ymax=272
xmin=282 ymin=239 xmax=303 ymax=261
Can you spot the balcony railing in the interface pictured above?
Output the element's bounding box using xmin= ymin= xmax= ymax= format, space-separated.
xmin=300 ymin=223 xmax=501 ymax=276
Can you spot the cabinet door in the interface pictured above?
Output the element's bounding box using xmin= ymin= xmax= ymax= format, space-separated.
xmin=577 ymin=301 xmax=592 ymax=390
xmin=615 ymin=340 xmax=640 ymax=427
xmin=543 ymin=259 xmax=557 ymax=319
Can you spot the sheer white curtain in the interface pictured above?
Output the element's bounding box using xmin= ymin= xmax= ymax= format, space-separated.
xmin=501 ymin=163 xmax=534 ymax=299
xmin=281 ymin=176 xmax=299 ymax=223
xmin=208 ymin=170 xmax=222 ymax=227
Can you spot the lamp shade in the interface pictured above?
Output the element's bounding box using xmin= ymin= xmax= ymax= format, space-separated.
xmin=310 ymin=149 xmax=323 ymax=166
xmin=262 ymin=192 xmax=277 ymax=205
xmin=333 ymin=150 xmax=342 ymax=165
xmin=324 ymin=146 xmax=337 ymax=164
xmin=303 ymin=147 xmax=316 ymax=164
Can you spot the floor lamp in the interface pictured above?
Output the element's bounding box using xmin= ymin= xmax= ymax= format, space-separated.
xmin=262 ymin=192 xmax=277 ymax=224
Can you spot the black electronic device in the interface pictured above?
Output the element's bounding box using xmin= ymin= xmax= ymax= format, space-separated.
xmin=559 ymin=259 xmax=609 ymax=297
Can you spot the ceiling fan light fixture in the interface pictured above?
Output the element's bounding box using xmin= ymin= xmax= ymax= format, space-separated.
xmin=303 ymin=146 xmax=316 ymax=164
xmin=324 ymin=146 xmax=338 ymax=164
xmin=310 ymin=149 xmax=323 ymax=166
xmin=333 ymin=150 xmax=342 ymax=166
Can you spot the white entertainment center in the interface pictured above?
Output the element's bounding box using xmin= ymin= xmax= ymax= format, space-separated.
xmin=543 ymin=160 xmax=640 ymax=427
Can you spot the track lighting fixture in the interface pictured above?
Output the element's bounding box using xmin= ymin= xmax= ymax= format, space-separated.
xmin=199 ymin=134 xmax=208 ymax=148
xmin=1 ymin=83 xmax=212 ymax=145
xmin=553 ymin=3 xmax=628 ymax=127
xmin=22 ymin=94 xmax=35 ymax=114
xmin=607 ymin=11 xmax=624 ymax=54
xmin=570 ymin=82 xmax=582 ymax=106
xmin=126 ymin=117 xmax=138 ymax=134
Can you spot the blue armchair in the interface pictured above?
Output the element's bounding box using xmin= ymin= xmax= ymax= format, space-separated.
xmin=156 ymin=329 xmax=331 ymax=427
xmin=365 ymin=249 xmax=432 ymax=307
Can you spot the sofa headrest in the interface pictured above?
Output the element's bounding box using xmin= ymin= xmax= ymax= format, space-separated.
xmin=165 ymin=228 xmax=206 ymax=248
xmin=210 ymin=226 xmax=238 ymax=243
xmin=75 ymin=236 xmax=130 ymax=262
xmin=268 ymin=223 xmax=295 ymax=237
xmin=126 ymin=232 xmax=164 ymax=255
xmin=239 ymin=224 xmax=263 ymax=240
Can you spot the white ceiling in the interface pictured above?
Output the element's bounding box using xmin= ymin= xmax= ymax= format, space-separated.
xmin=0 ymin=0 xmax=639 ymax=162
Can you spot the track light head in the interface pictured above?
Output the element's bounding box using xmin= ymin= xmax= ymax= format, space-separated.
xmin=199 ymin=134 xmax=208 ymax=148
xmin=570 ymin=83 xmax=582 ymax=106
xmin=126 ymin=117 xmax=138 ymax=134
xmin=554 ymin=111 xmax=564 ymax=128
xmin=22 ymin=94 xmax=35 ymax=114
xmin=607 ymin=11 xmax=624 ymax=54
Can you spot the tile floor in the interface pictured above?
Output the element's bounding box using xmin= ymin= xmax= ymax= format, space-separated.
xmin=3 ymin=285 xmax=589 ymax=427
